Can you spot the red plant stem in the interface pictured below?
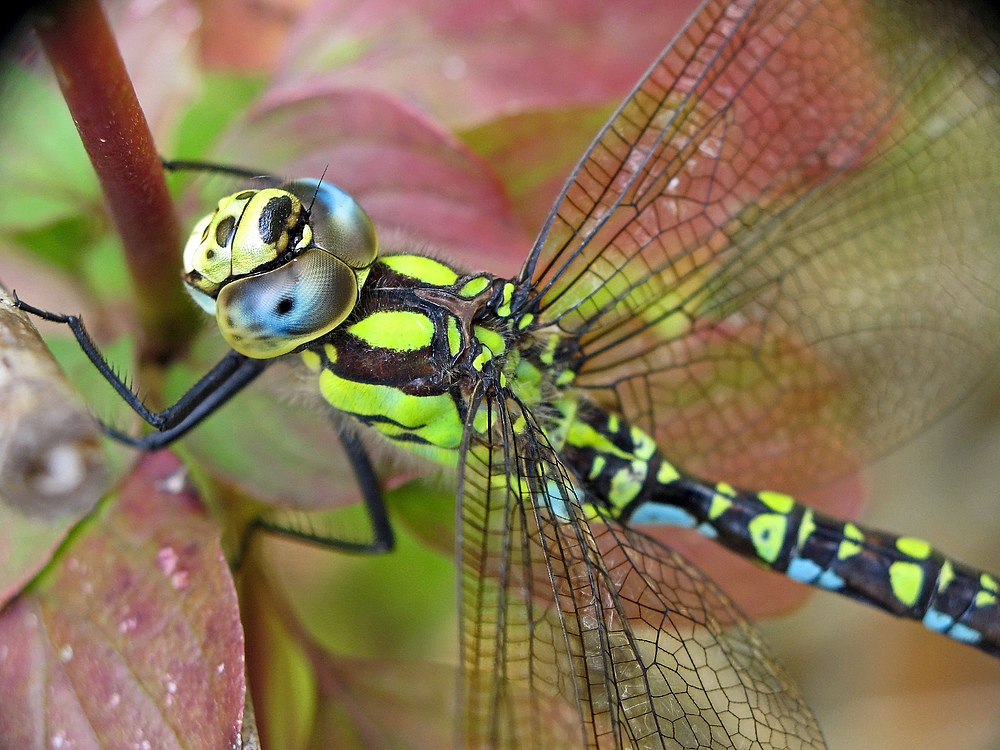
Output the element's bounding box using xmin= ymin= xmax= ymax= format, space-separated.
xmin=33 ymin=0 xmax=198 ymax=362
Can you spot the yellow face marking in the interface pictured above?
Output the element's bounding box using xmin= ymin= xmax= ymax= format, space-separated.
xmin=758 ymin=490 xmax=794 ymax=514
xmin=748 ymin=513 xmax=787 ymax=564
xmin=888 ymin=561 xmax=924 ymax=608
xmin=349 ymin=310 xmax=434 ymax=351
xmin=896 ymin=536 xmax=932 ymax=560
xmin=459 ymin=276 xmax=490 ymax=298
xmin=381 ymin=254 xmax=458 ymax=285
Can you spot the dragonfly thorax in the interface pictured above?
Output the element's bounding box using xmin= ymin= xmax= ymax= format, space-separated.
xmin=181 ymin=179 xmax=378 ymax=359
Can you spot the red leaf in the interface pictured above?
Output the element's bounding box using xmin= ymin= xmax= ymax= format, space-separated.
xmin=0 ymin=452 xmax=244 ymax=750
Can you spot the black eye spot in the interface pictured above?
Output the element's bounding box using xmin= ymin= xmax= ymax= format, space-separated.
xmin=275 ymin=297 xmax=294 ymax=316
xmin=235 ymin=190 xmax=256 ymax=200
xmin=259 ymin=195 xmax=294 ymax=245
xmin=215 ymin=216 xmax=236 ymax=247
xmin=205 ymin=249 xmax=215 ymax=260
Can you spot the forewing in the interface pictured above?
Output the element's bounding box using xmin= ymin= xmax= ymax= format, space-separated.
xmin=456 ymin=386 xmax=825 ymax=749
xmin=521 ymin=0 xmax=1000 ymax=490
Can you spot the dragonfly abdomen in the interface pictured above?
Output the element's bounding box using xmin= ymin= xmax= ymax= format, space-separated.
xmin=560 ymin=403 xmax=1000 ymax=656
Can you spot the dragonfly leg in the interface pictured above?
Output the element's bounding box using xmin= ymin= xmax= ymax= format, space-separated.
xmin=244 ymin=426 xmax=396 ymax=558
xmin=160 ymin=157 xmax=283 ymax=186
xmin=13 ymin=294 xmax=270 ymax=448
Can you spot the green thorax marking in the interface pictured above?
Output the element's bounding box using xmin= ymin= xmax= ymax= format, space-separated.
xmin=298 ymin=254 xmax=570 ymax=465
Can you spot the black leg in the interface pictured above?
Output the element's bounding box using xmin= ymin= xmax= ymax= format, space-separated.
xmin=245 ymin=426 xmax=396 ymax=558
xmin=14 ymin=294 xmax=270 ymax=446
xmin=160 ymin=157 xmax=283 ymax=186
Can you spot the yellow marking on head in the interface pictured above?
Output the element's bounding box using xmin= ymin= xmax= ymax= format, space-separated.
xmin=381 ymin=254 xmax=458 ymax=285
xmin=888 ymin=561 xmax=924 ymax=608
xmin=896 ymin=536 xmax=932 ymax=560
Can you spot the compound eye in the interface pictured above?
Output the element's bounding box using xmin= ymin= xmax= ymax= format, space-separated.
xmin=215 ymin=247 xmax=359 ymax=358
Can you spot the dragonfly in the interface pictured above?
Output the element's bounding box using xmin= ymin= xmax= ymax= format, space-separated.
xmin=13 ymin=0 xmax=1000 ymax=746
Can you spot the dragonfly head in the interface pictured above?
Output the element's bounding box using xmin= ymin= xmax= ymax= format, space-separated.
xmin=181 ymin=179 xmax=378 ymax=359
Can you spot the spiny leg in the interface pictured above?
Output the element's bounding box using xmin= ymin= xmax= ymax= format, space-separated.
xmin=14 ymin=294 xmax=272 ymax=445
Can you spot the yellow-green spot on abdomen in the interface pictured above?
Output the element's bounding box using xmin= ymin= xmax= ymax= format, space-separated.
xmin=978 ymin=573 xmax=1000 ymax=607
xmin=748 ymin=513 xmax=787 ymax=565
xmin=708 ymin=483 xmax=734 ymax=520
xmin=889 ymin=561 xmax=924 ymax=608
xmin=609 ymin=461 xmax=648 ymax=507
xmin=896 ymin=536 xmax=932 ymax=559
xmin=318 ymin=369 xmax=461 ymax=451
xmin=838 ymin=523 xmax=864 ymax=559
xmin=656 ymin=461 xmax=680 ymax=484
xmin=938 ymin=559 xmax=955 ymax=591
xmin=382 ymin=254 xmax=458 ymax=286
xmin=758 ymin=490 xmax=794 ymax=514
xmin=349 ymin=310 xmax=434 ymax=351
xmin=797 ymin=508 xmax=816 ymax=549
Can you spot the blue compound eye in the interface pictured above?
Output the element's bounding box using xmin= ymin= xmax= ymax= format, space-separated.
xmin=215 ymin=247 xmax=362 ymax=358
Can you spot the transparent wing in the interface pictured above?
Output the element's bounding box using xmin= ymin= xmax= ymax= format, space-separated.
xmin=456 ymin=385 xmax=825 ymax=749
xmin=519 ymin=0 xmax=1000 ymax=491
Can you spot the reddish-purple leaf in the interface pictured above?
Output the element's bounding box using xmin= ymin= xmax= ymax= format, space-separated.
xmin=278 ymin=0 xmax=702 ymax=127
xmin=0 ymin=452 xmax=244 ymax=750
